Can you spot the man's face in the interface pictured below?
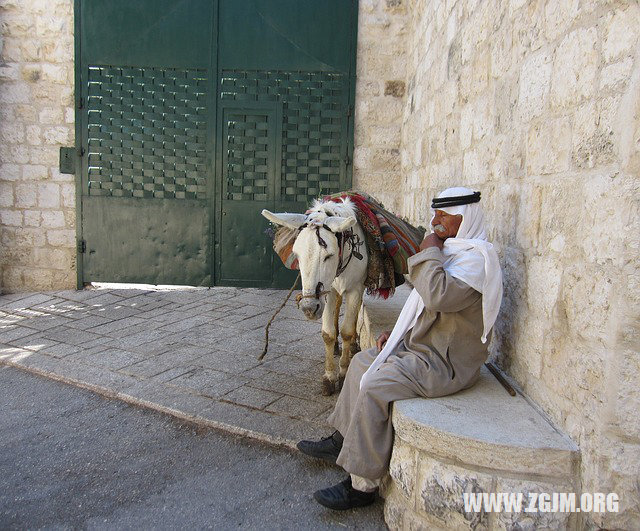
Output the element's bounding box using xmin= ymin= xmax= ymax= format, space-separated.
xmin=432 ymin=209 xmax=462 ymax=239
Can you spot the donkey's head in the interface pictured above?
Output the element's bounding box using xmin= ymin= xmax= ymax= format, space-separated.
xmin=262 ymin=199 xmax=357 ymax=320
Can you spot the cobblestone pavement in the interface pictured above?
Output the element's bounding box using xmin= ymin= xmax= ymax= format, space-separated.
xmin=0 ymin=287 xmax=337 ymax=446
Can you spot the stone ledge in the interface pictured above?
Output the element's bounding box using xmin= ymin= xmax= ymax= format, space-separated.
xmin=357 ymin=284 xmax=581 ymax=530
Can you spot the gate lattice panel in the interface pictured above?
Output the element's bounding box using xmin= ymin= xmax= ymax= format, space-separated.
xmin=220 ymin=70 xmax=346 ymax=204
xmin=86 ymin=66 xmax=208 ymax=200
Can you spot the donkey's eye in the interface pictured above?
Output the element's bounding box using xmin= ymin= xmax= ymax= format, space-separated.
xmin=323 ymin=254 xmax=334 ymax=262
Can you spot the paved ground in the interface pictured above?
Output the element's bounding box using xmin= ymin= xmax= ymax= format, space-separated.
xmin=0 ymin=286 xmax=339 ymax=446
xmin=0 ymin=365 xmax=386 ymax=530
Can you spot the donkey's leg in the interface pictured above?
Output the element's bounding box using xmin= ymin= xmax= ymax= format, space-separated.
xmin=337 ymin=289 xmax=363 ymax=390
xmin=333 ymin=293 xmax=342 ymax=357
xmin=321 ymin=289 xmax=339 ymax=396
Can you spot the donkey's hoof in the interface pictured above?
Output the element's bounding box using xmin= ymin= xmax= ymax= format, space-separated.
xmin=337 ymin=375 xmax=346 ymax=392
xmin=321 ymin=377 xmax=336 ymax=396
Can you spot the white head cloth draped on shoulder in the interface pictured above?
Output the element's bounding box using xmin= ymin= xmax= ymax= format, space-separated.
xmin=360 ymin=187 xmax=503 ymax=389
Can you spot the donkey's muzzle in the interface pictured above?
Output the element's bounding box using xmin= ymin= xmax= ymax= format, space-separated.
xmin=301 ymin=299 xmax=323 ymax=320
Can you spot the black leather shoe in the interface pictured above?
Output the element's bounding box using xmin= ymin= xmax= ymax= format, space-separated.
xmin=297 ymin=430 xmax=343 ymax=464
xmin=313 ymin=477 xmax=376 ymax=510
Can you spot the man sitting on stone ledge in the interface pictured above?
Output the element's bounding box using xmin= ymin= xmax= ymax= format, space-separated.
xmin=297 ymin=186 xmax=503 ymax=510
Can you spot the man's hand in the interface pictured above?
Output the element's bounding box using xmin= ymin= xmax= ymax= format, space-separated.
xmin=419 ymin=232 xmax=444 ymax=251
xmin=376 ymin=330 xmax=391 ymax=351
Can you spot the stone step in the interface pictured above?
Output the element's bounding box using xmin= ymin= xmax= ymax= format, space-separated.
xmin=356 ymin=283 xmax=581 ymax=530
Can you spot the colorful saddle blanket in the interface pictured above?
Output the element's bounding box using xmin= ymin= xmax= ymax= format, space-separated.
xmin=271 ymin=191 xmax=426 ymax=298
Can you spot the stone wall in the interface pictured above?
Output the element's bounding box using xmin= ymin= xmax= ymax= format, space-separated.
xmin=363 ymin=0 xmax=639 ymax=527
xmin=0 ymin=0 xmax=76 ymax=293
xmin=352 ymin=0 xmax=409 ymax=213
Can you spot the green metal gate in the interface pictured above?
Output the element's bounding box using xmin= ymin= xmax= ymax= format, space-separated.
xmin=75 ymin=0 xmax=358 ymax=288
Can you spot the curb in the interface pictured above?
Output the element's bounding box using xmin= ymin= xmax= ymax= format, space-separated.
xmin=1 ymin=359 xmax=299 ymax=452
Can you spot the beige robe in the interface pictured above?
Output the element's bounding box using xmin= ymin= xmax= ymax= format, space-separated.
xmin=327 ymin=246 xmax=488 ymax=480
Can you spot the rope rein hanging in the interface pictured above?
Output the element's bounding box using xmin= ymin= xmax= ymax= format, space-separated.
xmin=258 ymin=272 xmax=301 ymax=361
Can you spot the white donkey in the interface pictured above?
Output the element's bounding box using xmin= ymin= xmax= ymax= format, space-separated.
xmin=262 ymin=198 xmax=368 ymax=395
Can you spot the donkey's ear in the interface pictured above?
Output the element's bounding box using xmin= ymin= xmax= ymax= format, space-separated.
xmin=261 ymin=210 xmax=307 ymax=230
xmin=324 ymin=216 xmax=357 ymax=233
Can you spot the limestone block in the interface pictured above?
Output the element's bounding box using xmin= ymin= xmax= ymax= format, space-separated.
xmin=550 ymin=27 xmax=598 ymax=108
xmin=0 ymin=105 xmax=15 ymax=122
xmin=37 ymin=183 xmax=60 ymax=208
xmin=510 ymin=0 xmax=546 ymax=62
xmin=363 ymin=124 xmax=402 ymax=148
xmin=490 ymin=21 xmax=512 ymax=80
xmin=383 ymin=484 xmax=409 ymax=530
xmin=49 ymin=167 xmax=74 ymax=183
xmin=29 ymin=146 xmax=59 ymax=166
xmin=562 ymin=264 xmax=614 ymax=345
xmin=26 ymin=125 xmax=42 ymax=146
xmin=389 ymin=438 xmax=417 ymax=500
xmin=0 ymin=163 xmax=21 ymax=182
xmin=1 ymin=144 xmax=30 ymax=165
xmin=2 ymin=267 xmax=24 ymax=291
xmin=23 ymin=210 xmax=41 ymax=228
xmin=21 ymin=268 xmax=58 ymax=292
xmin=384 ymin=80 xmax=406 ymax=97
xmin=22 ymin=165 xmax=48 ymax=181
xmin=416 ymin=456 xmax=493 ymax=530
xmin=15 ymin=183 xmax=37 ymax=208
xmin=0 ymin=183 xmax=14 ymax=208
xmin=47 ymin=229 xmax=75 ymax=247
xmin=393 ymin=370 xmax=578 ymax=478
xmin=572 ymin=97 xmax=620 ymax=169
xmin=41 ymin=38 xmax=74 ymax=64
xmin=0 ymin=209 xmax=22 ymax=227
xmin=0 ymin=63 xmax=20 ymax=82
xmin=0 ymin=37 xmax=22 ymax=62
xmin=61 ymin=183 xmax=75 ymax=208
xmin=463 ymin=150 xmax=488 ymax=181
xmin=580 ymin=171 xmax=630 ymax=263
xmin=462 ymin=51 xmax=489 ymax=100
xmin=356 ymin=98 xmax=403 ymax=123
xmin=34 ymin=16 xmax=69 ymax=37
xmin=603 ymin=8 xmax=640 ymax=63
xmin=15 ymin=104 xmax=37 ymax=122
xmin=42 ymin=126 xmax=71 ymax=145
xmin=525 ymin=255 xmax=563 ymax=317
xmin=494 ymin=478 xmax=573 ymax=530
xmin=39 ymin=107 xmax=64 ymax=125
xmin=41 ymin=211 xmax=65 ymax=228
xmin=543 ymin=0 xmax=581 ymax=42
xmin=600 ymin=58 xmax=634 ymax=92
xmin=612 ymin=349 xmax=640 ymax=440
xmin=526 ymin=117 xmax=571 ymax=175
xmin=32 ymin=84 xmax=74 ymax=106
xmin=517 ymin=50 xmax=552 ymax=122
xmin=3 ymin=227 xmax=46 ymax=249
xmin=472 ymin=91 xmax=492 ymax=141
xmin=0 ymin=122 xmax=25 ymax=144
xmin=358 ymin=0 xmax=378 ymax=15
xmin=64 ymin=106 xmax=74 ymax=124
xmin=41 ymin=64 xmax=69 ymax=84
xmin=0 ymin=13 xmax=36 ymax=37
xmin=34 ymin=248 xmax=73 ymax=270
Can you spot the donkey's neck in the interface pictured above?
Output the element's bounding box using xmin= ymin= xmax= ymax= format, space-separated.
xmin=331 ymin=221 xmax=368 ymax=295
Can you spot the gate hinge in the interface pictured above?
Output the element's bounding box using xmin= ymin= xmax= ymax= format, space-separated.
xmin=347 ymin=106 xmax=353 ymax=118
xmin=78 ymin=97 xmax=84 ymax=110
xmin=77 ymin=240 xmax=86 ymax=254
xmin=79 ymin=147 xmax=85 ymax=157
xmin=344 ymin=154 xmax=351 ymax=166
